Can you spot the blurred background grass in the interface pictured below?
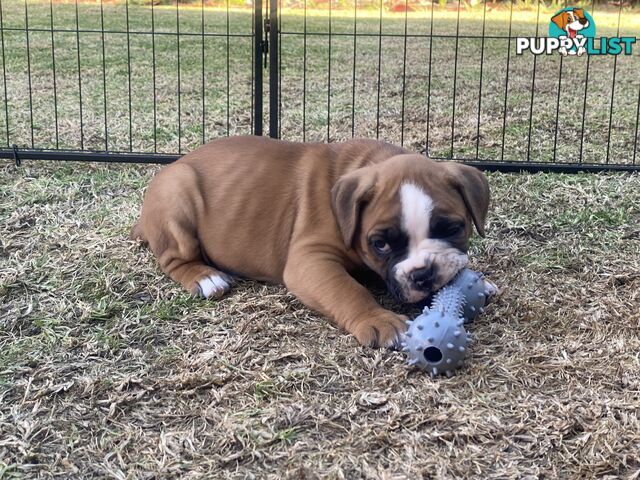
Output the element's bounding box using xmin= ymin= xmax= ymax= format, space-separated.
xmin=0 ymin=0 xmax=638 ymax=164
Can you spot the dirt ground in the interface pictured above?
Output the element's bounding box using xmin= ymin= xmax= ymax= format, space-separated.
xmin=1 ymin=161 xmax=639 ymax=478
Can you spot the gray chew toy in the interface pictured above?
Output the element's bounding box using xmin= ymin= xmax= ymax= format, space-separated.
xmin=401 ymin=268 xmax=494 ymax=378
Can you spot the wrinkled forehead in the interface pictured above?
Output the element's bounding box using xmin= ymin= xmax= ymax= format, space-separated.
xmin=372 ymin=154 xmax=459 ymax=199
xmin=397 ymin=182 xmax=467 ymax=230
xmin=364 ymin=178 xmax=465 ymax=234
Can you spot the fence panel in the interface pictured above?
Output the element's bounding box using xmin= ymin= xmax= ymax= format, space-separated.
xmin=0 ymin=0 xmax=638 ymax=172
xmin=275 ymin=0 xmax=640 ymax=171
xmin=0 ymin=0 xmax=260 ymax=164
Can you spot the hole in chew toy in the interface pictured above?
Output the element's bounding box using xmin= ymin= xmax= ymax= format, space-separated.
xmin=424 ymin=346 xmax=443 ymax=363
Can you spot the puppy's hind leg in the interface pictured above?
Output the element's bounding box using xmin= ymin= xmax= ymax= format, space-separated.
xmin=136 ymin=164 xmax=234 ymax=299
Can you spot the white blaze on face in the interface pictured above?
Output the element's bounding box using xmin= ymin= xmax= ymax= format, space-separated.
xmin=394 ymin=182 xmax=468 ymax=302
xmin=400 ymin=183 xmax=433 ymax=251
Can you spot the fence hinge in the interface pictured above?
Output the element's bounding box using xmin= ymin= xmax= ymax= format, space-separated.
xmin=12 ymin=144 xmax=20 ymax=167
xmin=262 ymin=18 xmax=270 ymax=68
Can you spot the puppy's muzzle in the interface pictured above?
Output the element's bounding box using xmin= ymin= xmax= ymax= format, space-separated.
xmin=410 ymin=266 xmax=437 ymax=292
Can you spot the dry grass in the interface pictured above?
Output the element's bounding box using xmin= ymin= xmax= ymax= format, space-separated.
xmin=1 ymin=161 xmax=639 ymax=478
xmin=1 ymin=2 xmax=640 ymax=478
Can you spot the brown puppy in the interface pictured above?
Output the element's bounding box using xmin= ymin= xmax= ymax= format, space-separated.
xmin=132 ymin=136 xmax=489 ymax=347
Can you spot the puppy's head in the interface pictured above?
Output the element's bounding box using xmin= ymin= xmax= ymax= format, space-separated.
xmin=551 ymin=8 xmax=589 ymax=36
xmin=332 ymin=154 xmax=489 ymax=304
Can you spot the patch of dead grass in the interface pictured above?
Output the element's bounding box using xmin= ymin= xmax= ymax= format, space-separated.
xmin=1 ymin=162 xmax=639 ymax=478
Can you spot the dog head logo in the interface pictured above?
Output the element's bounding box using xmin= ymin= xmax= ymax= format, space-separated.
xmin=517 ymin=8 xmax=634 ymax=56
xmin=549 ymin=7 xmax=596 ymax=56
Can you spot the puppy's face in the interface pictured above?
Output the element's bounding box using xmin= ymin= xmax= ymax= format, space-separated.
xmin=552 ymin=8 xmax=589 ymax=36
xmin=332 ymin=154 xmax=489 ymax=304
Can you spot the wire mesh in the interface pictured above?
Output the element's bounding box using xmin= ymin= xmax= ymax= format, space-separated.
xmin=0 ymin=0 xmax=256 ymax=159
xmin=0 ymin=0 xmax=638 ymax=172
xmin=276 ymin=0 xmax=640 ymax=170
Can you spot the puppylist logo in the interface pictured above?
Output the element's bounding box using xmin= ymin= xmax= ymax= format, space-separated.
xmin=516 ymin=7 xmax=636 ymax=56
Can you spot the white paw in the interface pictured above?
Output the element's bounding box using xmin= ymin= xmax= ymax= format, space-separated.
xmin=197 ymin=273 xmax=233 ymax=299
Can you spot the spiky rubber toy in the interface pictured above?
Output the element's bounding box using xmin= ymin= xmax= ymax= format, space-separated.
xmin=401 ymin=268 xmax=496 ymax=378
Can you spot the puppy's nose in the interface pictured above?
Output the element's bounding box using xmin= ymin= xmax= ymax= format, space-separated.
xmin=410 ymin=267 xmax=435 ymax=289
xmin=579 ymin=17 xmax=588 ymax=25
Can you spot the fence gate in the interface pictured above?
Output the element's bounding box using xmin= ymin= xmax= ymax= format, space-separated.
xmin=0 ymin=0 xmax=638 ymax=173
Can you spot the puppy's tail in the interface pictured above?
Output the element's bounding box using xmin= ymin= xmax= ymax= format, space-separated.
xmin=129 ymin=220 xmax=147 ymax=244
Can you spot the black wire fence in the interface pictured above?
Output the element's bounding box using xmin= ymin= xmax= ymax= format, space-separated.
xmin=0 ymin=0 xmax=638 ymax=172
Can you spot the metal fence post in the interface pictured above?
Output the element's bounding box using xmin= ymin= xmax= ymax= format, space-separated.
xmin=268 ymin=0 xmax=279 ymax=139
xmin=254 ymin=0 xmax=263 ymax=136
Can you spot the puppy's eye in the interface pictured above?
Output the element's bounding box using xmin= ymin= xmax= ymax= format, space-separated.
xmin=432 ymin=220 xmax=464 ymax=238
xmin=372 ymin=238 xmax=392 ymax=255
xmin=447 ymin=224 xmax=463 ymax=236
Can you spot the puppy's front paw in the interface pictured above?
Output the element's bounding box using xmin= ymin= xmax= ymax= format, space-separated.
xmin=353 ymin=311 xmax=408 ymax=349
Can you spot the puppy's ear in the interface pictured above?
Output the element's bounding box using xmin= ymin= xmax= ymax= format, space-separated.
xmin=445 ymin=163 xmax=490 ymax=237
xmin=551 ymin=10 xmax=569 ymax=29
xmin=331 ymin=170 xmax=376 ymax=248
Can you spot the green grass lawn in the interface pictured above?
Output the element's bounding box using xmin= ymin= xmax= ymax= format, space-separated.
xmin=0 ymin=1 xmax=638 ymax=163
